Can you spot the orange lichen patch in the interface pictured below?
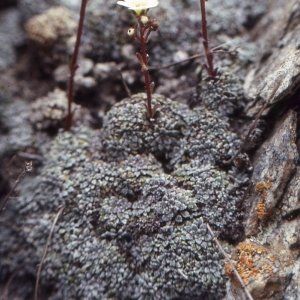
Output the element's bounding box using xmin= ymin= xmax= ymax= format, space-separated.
xmin=225 ymin=242 xmax=271 ymax=287
xmin=255 ymin=180 xmax=272 ymax=220
xmin=237 ymin=242 xmax=266 ymax=256
xmin=240 ymin=255 xmax=254 ymax=268
xmin=256 ymin=201 xmax=271 ymax=220
xmin=224 ymin=261 xmax=233 ymax=277
xmin=237 ymin=257 xmax=259 ymax=281
xmin=255 ymin=180 xmax=272 ymax=201
xmin=262 ymin=264 xmax=273 ymax=273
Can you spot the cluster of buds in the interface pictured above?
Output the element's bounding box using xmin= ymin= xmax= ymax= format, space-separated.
xmin=127 ymin=16 xmax=159 ymax=42
xmin=117 ymin=0 xmax=159 ymax=119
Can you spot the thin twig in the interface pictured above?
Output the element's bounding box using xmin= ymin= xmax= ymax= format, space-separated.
xmin=4 ymin=155 xmax=16 ymax=169
xmin=66 ymin=0 xmax=89 ymax=129
xmin=206 ymin=224 xmax=254 ymax=300
xmin=1 ymin=272 xmax=16 ymax=300
xmin=148 ymin=53 xmax=205 ymax=70
xmin=0 ymin=161 xmax=32 ymax=215
xmin=148 ymin=43 xmax=231 ymax=71
xmin=224 ymin=82 xmax=281 ymax=165
xmin=34 ymin=206 xmax=64 ymax=300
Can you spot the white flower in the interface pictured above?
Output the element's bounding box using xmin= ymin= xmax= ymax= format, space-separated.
xmin=117 ymin=0 xmax=159 ymax=12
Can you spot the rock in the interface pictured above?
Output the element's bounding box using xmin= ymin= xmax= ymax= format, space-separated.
xmin=225 ymin=241 xmax=284 ymax=300
xmin=244 ymin=110 xmax=298 ymax=236
xmin=0 ymin=90 xmax=33 ymax=156
xmin=18 ymin=0 xmax=80 ymax=22
xmin=54 ymin=58 xmax=94 ymax=83
xmin=25 ymin=6 xmax=76 ymax=46
xmin=30 ymin=88 xmax=70 ymax=130
xmin=30 ymin=88 xmax=91 ymax=130
xmin=54 ymin=58 xmax=96 ymax=89
xmin=0 ymin=8 xmax=24 ymax=71
xmin=281 ymin=167 xmax=300 ymax=220
xmin=226 ymin=110 xmax=300 ymax=299
xmin=93 ymin=62 xmax=119 ymax=81
xmin=244 ymin=0 xmax=300 ymax=117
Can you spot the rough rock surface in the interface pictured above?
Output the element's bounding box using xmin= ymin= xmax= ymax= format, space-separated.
xmin=244 ymin=0 xmax=300 ymax=116
xmin=244 ymin=110 xmax=298 ymax=236
xmin=228 ymin=111 xmax=300 ymax=300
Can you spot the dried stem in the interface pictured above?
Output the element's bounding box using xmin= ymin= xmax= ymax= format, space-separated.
xmin=66 ymin=0 xmax=89 ymax=129
xmin=148 ymin=53 xmax=205 ymax=70
xmin=1 ymin=272 xmax=16 ymax=300
xmin=199 ymin=0 xmax=217 ymax=77
xmin=148 ymin=43 xmax=237 ymax=71
xmin=34 ymin=206 xmax=64 ymax=300
xmin=0 ymin=161 xmax=32 ymax=216
xmin=206 ymin=224 xmax=254 ymax=300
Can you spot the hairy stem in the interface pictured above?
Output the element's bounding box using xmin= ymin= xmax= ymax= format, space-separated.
xmin=66 ymin=0 xmax=89 ymax=129
xmin=139 ymin=24 xmax=153 ymax=119
xmin=199 ymin=0 xmax=216 ymax=77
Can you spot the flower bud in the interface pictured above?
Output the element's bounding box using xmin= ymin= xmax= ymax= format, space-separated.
xmin=140 ymin=15 xmax=149 ymax=25
xmin=127 ymin=28 xmax=135 ymax=36
xmin=150 ymin=19 xmax=159 ymax=31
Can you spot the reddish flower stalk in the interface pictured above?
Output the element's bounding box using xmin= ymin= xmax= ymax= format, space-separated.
xmin=136 ymin=20 xmax=154 ymax=118
xmin=199 ymin=0 xmax=217 ymax=77
xmin=66 ymin=0 xmax=89 ymax=129
xmin=117 ymin=0 xmax=159 ymax=119
xmin=132 ymin=16 xmax=159 ymax=119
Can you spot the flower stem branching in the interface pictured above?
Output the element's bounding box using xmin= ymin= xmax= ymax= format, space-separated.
xmin=134 ymin=17 xmax=158 ymax=118
xmin=118 ymin=0 xmax=159 ymax=119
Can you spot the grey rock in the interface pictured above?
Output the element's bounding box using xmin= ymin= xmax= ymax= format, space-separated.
xmin=54 ymin=58 xmax=94 ymax=84
xmin=94 ymin=62 xmax=120 ymax=81
xmin=0 ymin=8 xmax=24 ymax=71
xmin=281 ymin=167 xmax=300 ymax=219
xmin=244 ymin=0 xmax=300 ymax=117
xmin=244 ymin=110 xmax=298 ymax=236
